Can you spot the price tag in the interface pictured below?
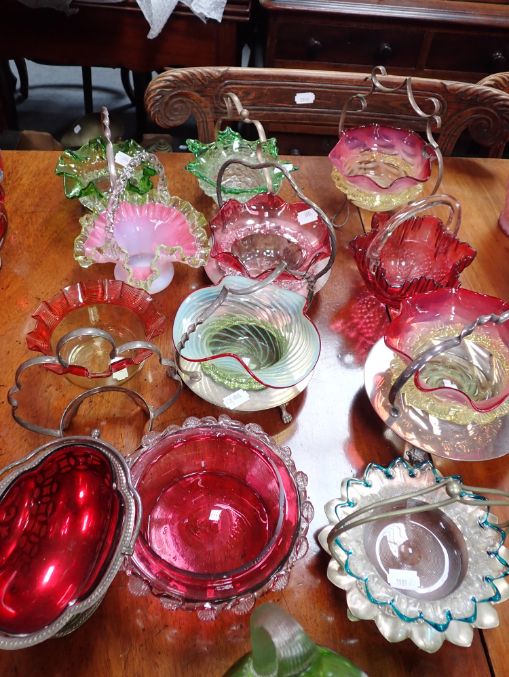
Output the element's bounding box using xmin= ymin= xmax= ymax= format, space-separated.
xmin=295 ymin=92 xmax=316 ymax=105
xmin=209 ymin=509 xmax=222 ymax=522
xmin=115 ymin=151 xmax=132 ymax=167
xmin=274 ymin=163 xmax=294 ymax=175
xmin=73 ymin=124 xmax=81 ymax=134
xmin=297 ymin=208 xmax=318 ymax=225
xmin=223 ymin=389 xmax=250 ymax=409
xmin=112 ymin=368 xmax=129 ymax=381
xmin=387 ymin=568 xmax=420 ymax=591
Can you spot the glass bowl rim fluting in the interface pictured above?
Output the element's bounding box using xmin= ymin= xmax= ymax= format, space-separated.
xmin=126 ymin=415 xmax=310 ymax=606
xmin=349 ymin=215 xmax=477 ymax=309
xmin=328 ymin=124 xmax=434 ymax=194
xmin=24 ymin=279 xmax=166 ymax=379
xmin=172 ymin=276 xmax=321 ymax=390
xmin=384 ymin=287 xmax=509 ymax=412
xmin=322 ymin=457 xmax=509 ymax=635
xmin=208 ymin=193 xmax=332 ymax=285
xmin=0 ymin=435 xmax=139 ymax=650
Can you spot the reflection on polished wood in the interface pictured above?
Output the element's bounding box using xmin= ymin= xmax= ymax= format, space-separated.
xmin=2 ymin=152 xmax=508 ymax=675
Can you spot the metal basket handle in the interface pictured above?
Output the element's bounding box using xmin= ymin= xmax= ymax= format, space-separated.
xmin=366 ymin=193 xmax=462 ymax=275
xmin=388 ymin=307 xmax=509 ymax=416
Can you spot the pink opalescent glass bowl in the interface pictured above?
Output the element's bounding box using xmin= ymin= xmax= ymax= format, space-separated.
xmin=329 ymin=125 xmax=434 ymax=211
xmin=125 ymin=416 xmax=312 ymax=618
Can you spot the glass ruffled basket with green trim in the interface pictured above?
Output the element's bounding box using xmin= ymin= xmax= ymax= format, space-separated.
xmin=319 ymin=458 xmax=509 ymax=653
xmin=56 ymin=137 xmax=168 ymax=212
xmin=185 ymin=128 xmax=296 ymax=204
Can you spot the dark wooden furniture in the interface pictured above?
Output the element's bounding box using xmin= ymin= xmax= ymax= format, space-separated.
xmin=0 ymin=0 xmax=251 ymax=133
xmin=260 ymin=0 xmax=509 ymax=83
xmin=144 ymin=66 xmax=509 ymax=155
xmin=1 ymin=149 xmax=509 ymax=675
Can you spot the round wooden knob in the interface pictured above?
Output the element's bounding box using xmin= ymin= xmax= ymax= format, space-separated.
xmin=307 ymin=37 xmax=323 ymax=57
xmin=378 ymin=42 xmax=393 ymax=61
xmin=490 ymin=50 xmax=507 ymax=70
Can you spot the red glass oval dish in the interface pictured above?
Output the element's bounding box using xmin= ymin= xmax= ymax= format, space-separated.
xmin=0 ymin=437 xmax=138 ymax=649
xmin=126 ymin=416 xmax=312 ymax=617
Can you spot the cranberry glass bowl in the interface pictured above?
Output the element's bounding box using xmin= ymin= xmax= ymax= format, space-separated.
xmin=125 ymin=416 xmax=313 ymax=618
xmin=329 ymin=125 xmax=434 ymax=211
xmin=0 ymin=436 xmax=139 ymax=649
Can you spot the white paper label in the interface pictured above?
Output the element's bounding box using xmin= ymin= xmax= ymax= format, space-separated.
xmin=223 ymin=389 xmax=250 ymax=409
xmin=209 ymin=509 xmax=222 ymax=522
xmin=112 ymin=368 xmax=129 ymax=381
xmin=274 ymin=163 xmax=294 ymax=175
xmin=295 ymin=92 xmax=316 ymax=105
xmin=115 ymin=151 xmax=132 ymax=167
xmin=73 ymin=124 xmax=81 ymax=134
xmin=387 ymin=568 xmax=420 ymax=591
xmin=297 ymin=208 xmax=318 ymax=225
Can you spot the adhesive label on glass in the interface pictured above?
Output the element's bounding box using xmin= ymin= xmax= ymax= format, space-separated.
xmin=223 ymin=389 xmax=250 ymax=409
xmin=274 ymin=163 xmax=295 ymax=174
xmin=387 ymin=568 xmax=420 ymax=591
xmin=295 ymin=92 xmax=316 ymax=105
xmin=115 ymin=151 xmax=132 ymax=168
xmin=74 ymin=124 xmax=82 ymax=134
xmin=112 ymin=368 xmax=129 ymax=381
xmin=297 ymin=208 xmax=318 ymax=225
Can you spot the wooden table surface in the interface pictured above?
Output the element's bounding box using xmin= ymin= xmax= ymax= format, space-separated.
xmin=1 ymin=151 xmax=509 ymax=676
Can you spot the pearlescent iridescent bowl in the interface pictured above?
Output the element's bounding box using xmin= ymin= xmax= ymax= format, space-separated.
xmin=319 ymin=458 xmax=509 ymax=653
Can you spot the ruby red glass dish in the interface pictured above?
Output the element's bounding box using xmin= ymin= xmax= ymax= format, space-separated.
xmin=350 ymin=211 xmax=476 ymax=309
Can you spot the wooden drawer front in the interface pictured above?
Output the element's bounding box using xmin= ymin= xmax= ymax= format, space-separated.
xmin=271 ymin=20 xmax=423 ymax=68
xmin=427 ymin=32 xmax=509 ymax=75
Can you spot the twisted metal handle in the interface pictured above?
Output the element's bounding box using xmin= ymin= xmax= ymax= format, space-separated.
xmin=388 ymin=307 xmax=509 ymax=416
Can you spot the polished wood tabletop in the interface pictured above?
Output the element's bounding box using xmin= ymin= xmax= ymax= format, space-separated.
xmin=1 ymin=151 xmax=509 ymax=676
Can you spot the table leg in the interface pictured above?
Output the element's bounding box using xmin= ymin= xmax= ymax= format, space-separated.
xmin=82 ymin=66 xmax=93 ymax=115
xmin=0 ymin=60 xmax=19 ymax=130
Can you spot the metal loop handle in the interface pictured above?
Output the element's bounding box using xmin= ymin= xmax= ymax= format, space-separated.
xmin=388 ymin=307 xmax=509 ymax=416
xmin=215 ymin=158 xmax=337 ymax=301
xmin=55 ymin=327 xmax=118 ymax=371
xmin=337 ymin=66 xmax=443 ymax=195
xmin=327 ymin=475 xmax=509 ymax=554
xmin=366 ymin=193 xmax=462 ymax=275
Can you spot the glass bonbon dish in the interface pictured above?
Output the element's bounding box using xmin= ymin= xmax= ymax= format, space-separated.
xmin=365 ymin=288 xmax=509 ymax=460
xmin=125 ymin=415 xmax=313 ymax=619
xmin=25 ymin=279 xmax=166 ymax=389
xmin=329 ymin=66 xmax=442 ymax=212
xmin=74 ymin=150 xmax=210 ymax=293
xmin=173 ymin=274 xmax=320 ymax=414
xmin=55 ymin=136 xmax=166 ymax=213
xmin=349 ymin=195 xmax=476 ymax=309
xmin=319 ymin=458 xmax=509 ymax=653
xmin=186 ymin=127 xmax=294 ymax=204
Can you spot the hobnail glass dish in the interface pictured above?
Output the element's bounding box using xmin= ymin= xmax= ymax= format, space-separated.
xmin=349 ymin=195 xmax=476 ymax=308
xmin=55 ymin=137 xmax=166 ymax=212
xmin=365 ymin=288 xmax=509 ymax=460
xmin=329 ymin=125 xmax=434 ymax=211
xmin=186 ymin=128 xmax=294 ymax=204
xmin=0 ymin=436 xmax=139 ymax=650
xmin=26 ymin=279 xmax=166 ymax=388
xmin=319 ymin=458 xmax=509 ymax=653
xmin=173 ymin=275 xmax=320 ymax=395
xmin=75 ymin=197 xmax=210 ymax=293
xmin=205 ymin=193 xmax=332 ymax=294
xmin=125 ymin=415 xmax=313 ymax=619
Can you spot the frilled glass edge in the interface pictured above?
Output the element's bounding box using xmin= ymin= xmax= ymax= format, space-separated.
xmin=321 ymin=457 xmax=509 ymax=634
xmin=124 ymin=415 xmax=313 ymax=618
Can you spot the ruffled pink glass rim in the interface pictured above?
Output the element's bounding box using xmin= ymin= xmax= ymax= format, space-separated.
xmin=26 ymin=279 xmax=166 ymax=378
xmin=350 ymin=213 xmax=476 ymax=308
xmin=209 ymin=193 xmax=331 ymax=284
xmin=329 ymin=124 xmax=434 ymax=194
xmin=385 ymin=287 xmax=509 ymax=412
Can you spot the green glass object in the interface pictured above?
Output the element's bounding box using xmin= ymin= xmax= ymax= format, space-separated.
xmin=186 ymin=128 xmax=296 ymax=204
xmin=55 ymin=137 xmax=165 ymax=212
xmin=225 ymin=603 xmax=365 ymax=677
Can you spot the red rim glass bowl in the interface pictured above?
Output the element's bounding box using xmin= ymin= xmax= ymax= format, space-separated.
xmin=126 ymin=416 xmax=312 ymax=618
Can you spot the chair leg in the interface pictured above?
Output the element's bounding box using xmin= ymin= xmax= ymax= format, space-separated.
xmin=132 ymin=71 xmax=152 ymax=138
xmin=82 ymin=66 xmax=93 ymax=114
xmin=14 ymin=59 xmax=29 ymax=101
xmin=120 ymin=68 xmax=136 ymax=105
xmin=0 ymin=61 xmax=18 ymax=129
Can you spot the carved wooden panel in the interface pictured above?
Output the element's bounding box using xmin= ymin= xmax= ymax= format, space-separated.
xmin=145 ymin=66 xmax=509 ymax=156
